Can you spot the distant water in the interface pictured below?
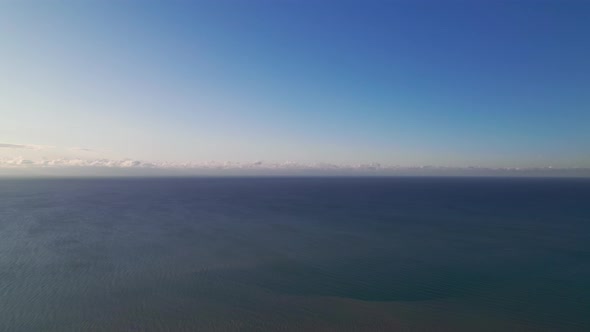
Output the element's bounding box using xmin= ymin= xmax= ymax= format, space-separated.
xmin=1 ymin=177 xmax=589 ymax=331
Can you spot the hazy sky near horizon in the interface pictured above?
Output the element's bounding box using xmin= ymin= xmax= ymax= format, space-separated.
xmin=1 ymin=0 xmax=589 ymax=169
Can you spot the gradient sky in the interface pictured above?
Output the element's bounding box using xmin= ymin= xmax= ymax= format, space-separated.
xmin=1 ymin=0 xmax=589 ymax=170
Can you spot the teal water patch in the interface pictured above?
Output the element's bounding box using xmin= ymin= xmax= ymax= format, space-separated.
xmin=209 ymin=256 xmax=505 ymax=302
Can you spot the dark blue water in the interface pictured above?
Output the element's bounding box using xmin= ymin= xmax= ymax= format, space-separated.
xmin=1 ymin=177 xmax=589 ymax=331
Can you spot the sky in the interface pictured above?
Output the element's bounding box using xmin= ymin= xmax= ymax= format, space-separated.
xmin=1 ymin=0 xmax=589 ymax=176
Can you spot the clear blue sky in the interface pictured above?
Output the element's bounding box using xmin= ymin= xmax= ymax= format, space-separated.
xmin=1 ymin=0 xmax=589 ymax=170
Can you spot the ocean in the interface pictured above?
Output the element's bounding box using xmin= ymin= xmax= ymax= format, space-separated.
xmin=1 ymin=177 xmax=589 ymax=331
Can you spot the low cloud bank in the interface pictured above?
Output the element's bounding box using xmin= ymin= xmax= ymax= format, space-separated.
xmin=0 ymin=157 xmax=588 ymax=177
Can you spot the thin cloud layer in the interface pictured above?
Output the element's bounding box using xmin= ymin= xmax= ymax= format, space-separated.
xmin=68 ymin=147 xmax=100 ymax=152
xmin=0 ymin=143 xmax=53 ymax=150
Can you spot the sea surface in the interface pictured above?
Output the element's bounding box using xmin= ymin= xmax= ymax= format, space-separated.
xmin=1 ymin=177 xmax=589 ymax=331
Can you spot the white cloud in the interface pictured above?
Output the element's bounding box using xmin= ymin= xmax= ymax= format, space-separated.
xmin=0 ymin=157 xmax=36 ymax=165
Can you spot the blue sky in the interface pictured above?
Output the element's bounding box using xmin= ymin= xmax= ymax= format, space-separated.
xmin=1 ymin=0 xmax=589 ymax=174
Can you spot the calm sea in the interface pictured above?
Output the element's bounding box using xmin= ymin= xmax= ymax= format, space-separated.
xmin=1 ymin=177 xmax=589 ymax=331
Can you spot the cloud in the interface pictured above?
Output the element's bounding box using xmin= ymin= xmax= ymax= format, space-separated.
xmin=69 ymin=147 xmax=95 ymax=152
xmin=30 ymin=158 xmax=149 ymax=168
xmin=0 ymin=157 xmax=36 ymax=165
xmin=0 ymin=143 xmax=102 ymax=153
xmin=0 ymin=157 xmax=588 ymax=177
xmin=0 ymin=143 xmax=53 ymax=150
